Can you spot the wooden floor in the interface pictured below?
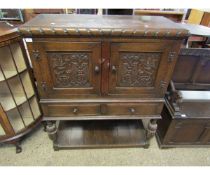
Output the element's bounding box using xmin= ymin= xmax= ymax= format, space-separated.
xmin=54 ymin=120 xmax=147 ymax=149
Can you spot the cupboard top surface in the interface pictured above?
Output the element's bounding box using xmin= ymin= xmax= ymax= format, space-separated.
xmin=19 ymin=14 xmax=188 ymax=38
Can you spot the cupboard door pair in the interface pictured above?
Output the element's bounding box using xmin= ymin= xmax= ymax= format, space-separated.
xmin=28 ymin=41 xmax=178 ymax=98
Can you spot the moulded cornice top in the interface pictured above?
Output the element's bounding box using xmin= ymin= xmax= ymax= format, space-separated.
xmin=18 ymin=14 xmax=189 ymax=38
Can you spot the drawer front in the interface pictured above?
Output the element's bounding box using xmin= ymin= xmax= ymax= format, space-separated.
xmin=105 ymin=103 xmax=162 ymax=115
xmin=42 ymin=104 xmax=100 ymax=117
xmin=42 ymin=102 xmax=163 ymax=118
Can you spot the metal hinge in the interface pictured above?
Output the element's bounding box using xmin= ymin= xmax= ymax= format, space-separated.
xmin=160 ymin=80 xmax=167 ymax=93
xmin=32 ymin=50 xmax=40 ymax=60
xmin=41 ymin=82 xmax=47 ymax=91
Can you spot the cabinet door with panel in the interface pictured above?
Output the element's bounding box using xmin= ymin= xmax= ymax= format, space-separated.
xmin=28 ymin=41 xmax=101 ymax=98
xmin=108 ymin=42 xmax=179 ymax=98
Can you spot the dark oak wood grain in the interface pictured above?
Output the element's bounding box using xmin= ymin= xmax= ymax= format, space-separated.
xmin=19 ymin=14 xmax=188 ymax=38
xmin=156 ymin=100 xmax=210 ymax=147
xmin=23 ymin=14 xmax=186 ymax=149
xmin=173 ymin=48 xmax=210 ymax=90
xmin=54 ymin=120 xmax=147 ymax=149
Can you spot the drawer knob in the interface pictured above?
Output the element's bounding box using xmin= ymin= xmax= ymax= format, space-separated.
xmin=111 ymin=65 xmax=117 ymax=73
xmin=100 ymin=104 xmax=107 ymax=115
xmin=129 ymin=108 xmax=135 ymax=114
xmin=73 ymin=107 xmax=79 ymax=114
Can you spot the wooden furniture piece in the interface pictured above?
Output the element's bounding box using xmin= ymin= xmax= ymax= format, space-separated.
xmin=157 ymin=96 xmax=210 ymax=148
xmin=0 ymin=9 xmax=24 ymax=25
xmin=19 ymin=14 xmax=188 ymax=150
xmin=188 ymin=9 xmax=210 ymax=27
xmin=23 ymin=9 xmax=65 ymax=22
xmin=55 ymin=120 xmax=146 ymax=149
xmin=188 ymin=9 xmax=205 ymax=25
xmin=156 ymin=48 xmax=210 ymax=147
xmin=0 ymin=22 xmax=42 ymax=153
xmin=134 ymin=10 xmax=184 ymax=22
xmin=103 ymin=9 xmax=133 ymax=15
xmin=201 ymin=12 xmax=210 ymax=27
xmin=172 ymin=48 xmax=210 ymax=90
xmin=178 ymin=24 xmax=210 ymax=48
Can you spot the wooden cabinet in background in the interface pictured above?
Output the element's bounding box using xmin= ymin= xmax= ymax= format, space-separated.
xmin=201 ymin=12 xmax=210 ymax=27
xmin=23 ymin=9 xmax=65 ymax=22
xmin=157 ymin=99 xmax=210 ymax=147
xmin=134 ymin=10 xmax=184 ymax=22
xmin=188 ymin=9 xmax=210 ymax=27
xmin=172 ymin=48 xmax=210 ymax=90
xmin=156 ymin=48 xmax=210 ymax=148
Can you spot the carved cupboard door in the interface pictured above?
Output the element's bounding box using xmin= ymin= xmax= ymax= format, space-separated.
xmin=27 ymin=41 xmax=101 ymax=98
xmin=108 ymin=42 xmax=179 ymax=98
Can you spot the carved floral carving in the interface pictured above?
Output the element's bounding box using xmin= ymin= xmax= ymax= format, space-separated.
xmin=48 ymin=52 xmax=90 ymax=87
xmin=118 ymin=52 xmax=161 ymax=87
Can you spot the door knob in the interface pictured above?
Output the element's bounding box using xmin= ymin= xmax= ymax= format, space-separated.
xmin=94 ymin=65 xmax=100 ymax=74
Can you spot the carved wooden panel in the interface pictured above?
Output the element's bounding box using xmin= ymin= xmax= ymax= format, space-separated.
xmin=173 ymin=48 xmax=210 ymax=90
xmin=48 ymin=52 xmax=91 ymax=88
xmin=118 ymin=52 xmax=161 ymax=87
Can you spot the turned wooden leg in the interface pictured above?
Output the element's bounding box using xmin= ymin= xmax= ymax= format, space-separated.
xmin=53 ymin=145 xmax=59 ymax=151
xmin=10 ymin=139 xmax=22 ymax=154
xmin=8 ymin=139 xmax=22 ymax=153
xmin=146 ymin=119 xmax=158 ymax=139
xmin=46 ymin=121 xmax=57 ymax=141
xmin=15 ymin=141 xmax=22 ymax=154
xmin=42 ymin=121 xmax=47 ymax=132
xmin=143 ymin=141 xmax=150 ymax=149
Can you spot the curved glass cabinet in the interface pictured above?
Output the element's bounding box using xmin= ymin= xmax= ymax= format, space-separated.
xmin=0 ymin=22 xmax=42 ymax=153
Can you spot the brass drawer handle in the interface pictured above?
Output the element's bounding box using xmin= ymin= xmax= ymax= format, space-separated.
xmin=73 ymin=107 xmax=79 ymax=114
xmin=94 ymin=65 xmax=100 ymax=74
xmin=129 ymin=108 xmax=136 ymax=114
xmin=100 ymin=104 xmax=108 ymax=115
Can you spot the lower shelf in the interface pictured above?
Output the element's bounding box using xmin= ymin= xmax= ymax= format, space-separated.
xmin=54 ymin=120 xmax=148 ymax=149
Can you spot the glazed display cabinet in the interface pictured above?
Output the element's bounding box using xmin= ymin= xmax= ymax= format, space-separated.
xmin=0 ymin=22 xmax=42 ymax=153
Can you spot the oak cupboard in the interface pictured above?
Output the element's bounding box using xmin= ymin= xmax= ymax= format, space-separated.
xmin=19 ymin=14 xmax=188 ymax=150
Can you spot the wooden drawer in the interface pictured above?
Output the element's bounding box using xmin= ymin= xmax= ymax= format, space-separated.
xmin=104 ymin=103 xmax=162 ymax=115
xmin=42 ymin=104 xmax=100 ymax=117
xmin=42 ymin=102 xmax=163 ymax=118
